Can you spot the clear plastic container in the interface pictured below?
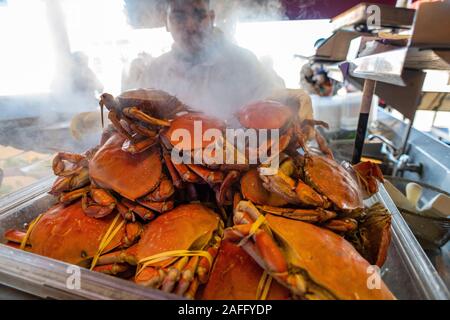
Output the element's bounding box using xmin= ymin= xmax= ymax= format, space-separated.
xmin=340 ymin=92 xmax=378 ymax=131
xmin=311 ymin=95 xmax=343 ymax=133
xmin=0 ymin=178 xmax=449 ymax=300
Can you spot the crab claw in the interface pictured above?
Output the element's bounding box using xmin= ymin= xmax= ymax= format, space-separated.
xmin=50 ymin=168 xmax=90 ymax=196
xmin=353 ymin=161 xmax=384 ymax=197
xmin=99 ymin=93 xmax=119 ymax=129
xmin=82 ymin=188 xmax=116 ymax=219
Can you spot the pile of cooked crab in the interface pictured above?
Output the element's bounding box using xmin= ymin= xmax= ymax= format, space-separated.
xmin=4 ymin=89 xmax=395 ymax=300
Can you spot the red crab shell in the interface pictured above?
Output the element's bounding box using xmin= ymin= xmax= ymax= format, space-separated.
xmin=266 ymin=214 xmax=395 ymax=300
xmin=240 ymin=169 xmax=288 ymax=207
xmin=304 ymin=155 xmax=364 ymax=212
xmin=5 ymin=201 xmax=139 ymax=267
xmin=200 ymin=240 xmax=290 ymax=300
xmin=162 ymin=113 xmax=226 ymax=152
xmin=112 ymin=88 xmax=188 ymax=119
xmin=236 ymin=100 xmax=294 ymax=130
xmin=89 ymin=134 xmax=162 ymax=201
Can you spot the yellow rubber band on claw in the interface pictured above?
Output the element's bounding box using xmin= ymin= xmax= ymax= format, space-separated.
xmin=256 ymin=271 xmax=273 ymax=300
xmin=20 ymin=214 xmax=43 ymax=250
xmin=238 ymin=214 xmax=266 ymax=247
xmin=249 ymin=215 xmax=266 ymax=235
xmin=136 ymin=250 xmax=213 ymax=277
xmin=90 ymin=213 xmax=124 ymax=270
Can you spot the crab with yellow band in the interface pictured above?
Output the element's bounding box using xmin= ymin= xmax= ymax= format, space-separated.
xmin=222 ymin=200 xmax=395 ymax=300
xmin=4 ymin=200 xmax=141 ymax=268
xmin=92 ymin=203 xmax=223 ymax=299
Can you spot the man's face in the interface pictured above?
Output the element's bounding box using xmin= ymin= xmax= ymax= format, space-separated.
xmin=167 ymin=0 xmax=215 ymax=56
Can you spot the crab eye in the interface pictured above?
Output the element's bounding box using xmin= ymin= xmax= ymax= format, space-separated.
xmin=81 ymin=250 xmax=87 ymax=258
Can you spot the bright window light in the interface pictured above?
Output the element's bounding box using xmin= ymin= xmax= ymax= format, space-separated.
xmin=0 ymin=0 xmax=55 ymax=96
xmin=235 ymin=19 xmax=333 ymax=88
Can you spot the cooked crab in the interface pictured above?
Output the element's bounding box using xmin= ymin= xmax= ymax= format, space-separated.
xmin=200 ymin=240 xmax=290 ymax=300
xmin=93 ymin=203 xmax=223 ymax=299
xmin=99 ymin=89 xmax=190 ymax=154
xmin=4 ymin=200 xmax=141 ymax=268
xmin=224 ymin=201 xmax=395 ymax=300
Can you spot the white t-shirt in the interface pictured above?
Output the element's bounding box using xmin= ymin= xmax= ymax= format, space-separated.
xmin=139 ymin=32 xmax=284 ymax=123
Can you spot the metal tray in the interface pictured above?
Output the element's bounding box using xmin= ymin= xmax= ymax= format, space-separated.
xmin=0 ymin=178 xmax=448 ymax=300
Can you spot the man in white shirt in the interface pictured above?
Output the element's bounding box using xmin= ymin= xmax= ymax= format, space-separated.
xmin=140 ymin=0 xmax=285 ymax=123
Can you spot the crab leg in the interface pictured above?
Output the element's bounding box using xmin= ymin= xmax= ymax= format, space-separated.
xmin=123 ymin=222 xmax=143 ymax=247
xmin=91 ymin=188 xmax=116 ymax=206
xmin=95 ymin=244 xmax=139 ymax=266
xmin=128 ymin=122 xmax=158 ymax=138
xmin=117 ymin=202 xmax=136 ymax=222
xmin=257 ymin=205 xmax=336 ymax=223
xmin=162 ymin=152 xmax=184 ymax=189
xmin=216 ymin=170 xmax=240 ymax=205
xmin=122 ymin=136 xmax=158 ymax=154
xmin=121 ymin=199 xmax=156 ymax=221
xmin=254 ymin=230 xmax=288 ymax=275
xmin=82 ymin=198 xmax=115 ymax=218
xmin=137 ymin=199 xmax=174 ymax=213
xmin=260 ymin=174 xmax=300 ymax=205
xmin=295 ymin=181 xmax=327 ymax=208
xmin=93 ymin=263 xmax=129 ymax=275
xmin=171 ymin=161 xmax=203 ymax=184
xmin=108 ymin=110 xmax=135 ymax=141
xmin=144 ymin=175 xmax=175 ymax=202
xmin=174 ymin=256 xmax=200 ymax=296
xmin=301 ymin=119 xmax=330 ymax=130
xmin=197 ymin=244 xmax=220 ymax=284
xmin=315 ymin=130 xmax=334 ymax=159
xmin=186 ymin=164 xmax=224 ymax=185
xmin=123 ymin=107 xmax=171 ymax=127
xmin=226 ymin=224 xmax=288 ymax=280
xmin=58 ymin=185 xmax=91 ymax=204
xmin=50 ymin=168 xmax=90 ymax=195
xmin=4 ymin=230 xmax=27 ymax=244
xmin=227 ymin=201 xmax=317 ymax=296
xmin=323 ymin=218 xmax=358 ymax=233
xmin=82 ymin=189 xmax=116 ymax=219
xmin=52 ymin=152 xmax=87 ymax=176
xmin=160 ymin=256 xmax=189 ymax=293
xmin=184 ymin=278 xmax=200 ymax=299
xmin=135 ymin=267 xmax=166 ymax=288
xmin=117 ymin=201 xmax=135 ymax=221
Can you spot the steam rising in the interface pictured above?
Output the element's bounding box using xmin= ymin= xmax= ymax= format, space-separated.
xmin=132 ymin=0 xmax=289 ymax=124
xmin=1 ymin=0 xmax=290 ymax=156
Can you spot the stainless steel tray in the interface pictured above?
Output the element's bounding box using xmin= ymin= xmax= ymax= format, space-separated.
xmin=0 ymin=178 xmax=448 ymax=300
